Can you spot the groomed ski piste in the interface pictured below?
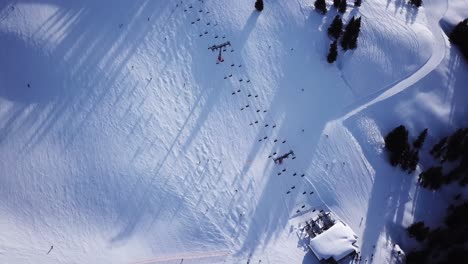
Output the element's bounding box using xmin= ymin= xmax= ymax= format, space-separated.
xmin=1 ymin=0 xmax=467 ymax=263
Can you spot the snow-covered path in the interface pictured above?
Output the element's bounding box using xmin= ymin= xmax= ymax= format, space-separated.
xmin=339 ymin=0 xmax=448 ymax=122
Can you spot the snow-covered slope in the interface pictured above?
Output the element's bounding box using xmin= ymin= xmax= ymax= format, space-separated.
xmin=0 ymin=0 xmax=467 ymax=263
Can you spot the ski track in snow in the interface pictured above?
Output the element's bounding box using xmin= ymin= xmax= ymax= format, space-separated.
xmin=339 ymin=0 xmax=448 ymax=122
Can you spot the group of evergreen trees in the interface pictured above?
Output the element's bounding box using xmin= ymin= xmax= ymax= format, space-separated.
xmin=450 ymin=18 xmax=468 ymax=60
xmin=385 ymin=125 xmax=468 ymax=190
xmin=325 ymin=15 xmax=362 ymax=63
xmin=428 ymin=128 xmax=468 ymax=186
xmin=406 ymin=202 xmax=468 ymax=264
xmin=384 ymin=125 xmax=426 ymax=173
xmin=313 ymin=0 xmax=362 ymax=63
xmin=314 ymin=0 xmax=361 ymax=15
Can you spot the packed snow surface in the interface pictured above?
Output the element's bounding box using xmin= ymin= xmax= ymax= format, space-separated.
xmin=308 ymin=221 xmax=358 ymax=262
xmin=0 ymin=0 xmax=467 ymax=263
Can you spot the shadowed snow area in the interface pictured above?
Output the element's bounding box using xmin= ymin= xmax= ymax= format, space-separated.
xmin=0 ymin=0 xmax=467 ymax=263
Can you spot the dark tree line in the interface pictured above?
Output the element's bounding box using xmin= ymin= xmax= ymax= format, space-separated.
xmin=450 ymin=19 xmax=468 ymax=60
xmin=407 ymin=202 xmax=468 ymax=264
xmin=384 ymin=125 xmax=425 ymax=173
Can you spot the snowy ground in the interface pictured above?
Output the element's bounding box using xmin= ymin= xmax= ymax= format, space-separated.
xmin=1 ymin=0 xmax=467 ymax=263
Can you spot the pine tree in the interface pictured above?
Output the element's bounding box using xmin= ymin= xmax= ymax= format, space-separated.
xmin=413 ymin=128 xmax=428 ymax=150
xmin=409 ymin=0 xmax=422 ymax=7
xmin=430 ymin=137 xmax=447 ymax=159
xmin=400 ymin=147 xmax=411 ymax=171
xmin=444 ymin=128 xmax=468 ymax=162
xmin=384 ymin=125 xmax=409 ymax=166
xmin=348 ymin=16 xmax=361 ymax=49
xmin=328 ymin=15 xmax=343 ymax=39
xmin=327 ymin=41 xmax=338 ymax=63
xmin=450 ymin=19 xmax=468 ymax=60
xmin=408 ymin=149 xmax=419 ymax=173
xmin=419 ymin=166 xmax=444 ymax=190
xmin=341 ymin=16 xmax=355 ymax=50
xmin=354 ymin=0 xmax=362 ymax=7
xmin=314 ymin=0 xmax=327 ymax=14
xmin=338 ymin=0 xmax=347 ymax=13
xmin=255 ymin=0 xmax=264 ymax=11
xmin=333 ymin=0 xmax=341 ymax=8
xmin=407 ymin=221 xmax=430 ymax=242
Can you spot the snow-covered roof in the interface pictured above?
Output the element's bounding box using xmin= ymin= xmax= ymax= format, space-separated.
xmin=309 ymin=221 xmax=358 ymax=261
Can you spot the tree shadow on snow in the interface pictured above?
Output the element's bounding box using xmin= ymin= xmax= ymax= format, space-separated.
xmin=0 ymin=0 xmax=172 ymax=149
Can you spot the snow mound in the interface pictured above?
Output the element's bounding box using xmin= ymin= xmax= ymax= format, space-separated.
xmin=341 ymin=0 xmax=434 ymax=98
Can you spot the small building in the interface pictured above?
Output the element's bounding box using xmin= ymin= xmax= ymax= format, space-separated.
xmin=308 ymin=221 xmax=358 ymax=263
